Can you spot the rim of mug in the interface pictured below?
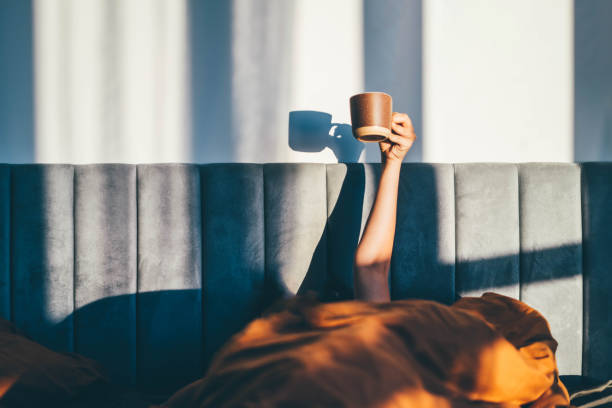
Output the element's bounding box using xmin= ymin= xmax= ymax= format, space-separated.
xmin=349 ymin=91 xmax=392 ymax=101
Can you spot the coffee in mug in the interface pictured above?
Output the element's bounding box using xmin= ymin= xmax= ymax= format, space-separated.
xmin=350 ymin=92 xmax=392 ymax=142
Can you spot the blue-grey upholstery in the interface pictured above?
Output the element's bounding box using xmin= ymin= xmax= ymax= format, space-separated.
xmin=0 ymin=163 xmax=610 ymax=394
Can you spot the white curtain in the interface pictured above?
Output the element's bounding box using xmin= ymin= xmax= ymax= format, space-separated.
xmin=1 ymin=0 xmax=590 ymax=163
xmin=31 ymin=0 xmax=371 ymax=163
xmin=34 ymin=0 xmax=190 ymax=163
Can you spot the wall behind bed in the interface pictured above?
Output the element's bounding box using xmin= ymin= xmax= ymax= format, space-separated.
xmin=1 ymin=0 xmax=611 ymax=164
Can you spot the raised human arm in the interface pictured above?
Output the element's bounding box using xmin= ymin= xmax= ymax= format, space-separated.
xmin=353 ymin=113 xmax=416 ymax=301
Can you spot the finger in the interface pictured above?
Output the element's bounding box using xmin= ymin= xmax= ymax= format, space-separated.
xmin=378 ymin=139 xmax=391 ymax=149
xmin=389 ymin=130 xmax=416 ymax=148
xmin=391 ymin=122 xmax=409 ymax=136
xmin=387 ymin=132 xmax=412 ymax=148
xmin=392 ymin=112 xmax=412 ymax=127
xmin=392 ymin=116 xmax=414 ymax=136
xmin=391 ymin=122 xmax=416 ymax=140
xmin=378 ymin=138 xmax=392 ymax=149
xmin=392 ymin=112 xmax=409 ymax=122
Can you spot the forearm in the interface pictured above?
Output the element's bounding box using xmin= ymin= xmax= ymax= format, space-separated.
xmin=353 ymin=159 xmax=401 ymax=301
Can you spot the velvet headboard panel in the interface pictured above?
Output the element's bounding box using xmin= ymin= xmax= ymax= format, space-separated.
xmin=0 ymin=163 xmax=610 ymax=393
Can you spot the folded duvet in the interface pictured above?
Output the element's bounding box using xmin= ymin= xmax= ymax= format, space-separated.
xmin=164 ymin=293 xmax=570 ymax=408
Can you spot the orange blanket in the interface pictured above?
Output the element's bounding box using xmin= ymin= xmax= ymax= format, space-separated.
xmin=165 ymin=293 xmax=570 ymax=407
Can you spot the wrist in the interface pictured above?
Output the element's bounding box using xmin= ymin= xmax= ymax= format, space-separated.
xmin=382 ymin=158 xmax=402 ymax=171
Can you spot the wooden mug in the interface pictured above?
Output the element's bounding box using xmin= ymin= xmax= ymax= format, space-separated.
xmin=350 ymin=92 xmax=392 ymax=142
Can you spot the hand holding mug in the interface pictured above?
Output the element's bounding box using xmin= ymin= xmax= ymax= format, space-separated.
xmin=349 ymin=92 xmax=416 ymax=164
xmin=379 ymin=112 xmax=416 ymax=164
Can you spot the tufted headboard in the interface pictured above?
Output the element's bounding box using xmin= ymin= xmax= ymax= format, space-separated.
xmin=0 ymin=163 xmax=610 ymax=394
